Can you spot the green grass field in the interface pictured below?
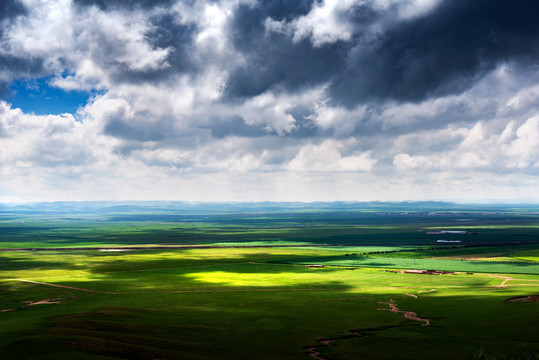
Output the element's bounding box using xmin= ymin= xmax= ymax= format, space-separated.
xmin=1 ymin=207 xmax=538 ymax=359
xmin=284 ymin=255 xmax=539 ymax=274
xmin=2 ymin=207 xmax=539 ymax=249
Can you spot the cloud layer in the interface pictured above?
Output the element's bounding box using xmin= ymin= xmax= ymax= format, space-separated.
xmin=0 ymin=0 xmax=538 ymax=202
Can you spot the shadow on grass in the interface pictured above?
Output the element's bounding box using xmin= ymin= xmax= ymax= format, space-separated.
xmin=2 ymin=288 xmax=538 ymax=360
xmin=0 ymin=226 xmax=59 ymax=234
xmin=84 ymin=251 xmax=347 ymax=274
xmin=0 ymin=255 xmax=81 ymax=272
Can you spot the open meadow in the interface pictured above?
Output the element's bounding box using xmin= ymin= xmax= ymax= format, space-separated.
xmin=1 ymin=202 xmax=538 ymax=359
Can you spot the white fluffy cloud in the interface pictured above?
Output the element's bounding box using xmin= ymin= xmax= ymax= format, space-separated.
xmin=393 ymin=116 xmax=539 ymax=173
xmin=288 ymin=140 xmax=377 ymax=172
xmin=0 ymin=0 xmax=538 ymax=202
xmin=264 ymin=0 xmax=444 ymax=47
xmin=288 ymin=0 xmax=357 ymax=46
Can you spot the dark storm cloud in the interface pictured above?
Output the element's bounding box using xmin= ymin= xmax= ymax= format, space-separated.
xmin=330 ymin=0 xmax=539 ymax=106
xmin=207 ymin=116 xmax=268 ymax=139
xmin=287 ymin=107 xmax=321 ymax=139
xmin=238 ymin=0 xmax=315 ymax=24
xmin=0 ymin=0 xmax=26 ymax=21
xmin=73 ymin=0 xmax=175 ymax=11
xmin=143 ymin=13 xmax=197 ymax=76
xmin=225 ymin=32 xmax=348 ymax=98
xmin=0 ymin=55 xmax=44 ymax=96
xmin=103 ymin=109 xmax=174 ymax=141
xmin=0 ymin=1 xmax=31 ymax=95
xmin=206 ymin=113 xmax=321 ymax=139
xmin=224 ymin=0 xmax=539 ymax=106
xmin=224 ymin=3 xmax=349 ymax=98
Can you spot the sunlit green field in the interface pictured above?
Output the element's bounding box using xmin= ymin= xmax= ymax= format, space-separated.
xmin=285 ymin=253 xmax=539 ymax=274
xmin=1 ymin=247 xmax=538 ymax=360
xmin=1 ymin=206 xmax=538 ymax=359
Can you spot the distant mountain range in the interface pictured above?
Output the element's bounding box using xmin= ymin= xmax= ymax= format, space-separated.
xmin=1 ymin=201 xmax=538 ymax=215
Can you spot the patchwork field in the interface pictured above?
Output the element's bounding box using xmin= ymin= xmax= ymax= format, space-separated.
xmin=1 ymin=203 xmax=538 ymax=359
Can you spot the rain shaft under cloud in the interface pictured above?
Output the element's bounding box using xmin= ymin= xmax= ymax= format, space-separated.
xmin=0 ymin=0 xmax=538 ymax=202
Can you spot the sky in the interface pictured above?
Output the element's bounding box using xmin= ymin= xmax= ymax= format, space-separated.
xmin=0 ymin=0 xmax=538 ymax=203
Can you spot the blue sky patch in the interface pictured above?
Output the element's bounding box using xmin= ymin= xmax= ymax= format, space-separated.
xmin=4 ymin=77 xmax=99 ymax=115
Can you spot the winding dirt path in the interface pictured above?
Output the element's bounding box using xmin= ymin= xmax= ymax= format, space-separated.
xmin=304 ymin=295 xmax=432 ymax=359
xmin=474 ymin=274 xmax=515 ymax=287
xmin=377 ymin=299 xmax=430 ymax=326
xmin=318 ymin=340 xmax=335 ymax=346
xmin=496 ymin=275 xmax=512 ymax=287
xmin=488 ymin=277 xmax=539 ymax=287
xmin=23 ymin=298 xmax=66 ymax=306
xmin=304 ymin=334 xmax=358 ymax=360
xmin=473 ymin=274 xmax=539 ymax=288
xmin=13 ymin=279 xmax=119 ymax=294
xmin=1 ymin=296 xmax=79 ymax=313
xmin=304 ymin=346 xmax=326 ymax=360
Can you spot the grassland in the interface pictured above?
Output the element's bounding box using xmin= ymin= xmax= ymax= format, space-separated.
xmin=1 ymin=203 xmax=538 ymax=359
xmin=284 ymin=255 xmax=539 ymax=274
xmin=2 ymin=202 xmax=539 ymax=249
